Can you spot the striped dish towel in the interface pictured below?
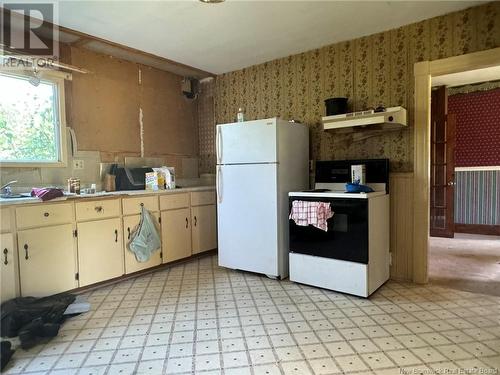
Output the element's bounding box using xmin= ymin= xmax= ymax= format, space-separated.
xmin=289 ymin=200 xmax=334 ymax=232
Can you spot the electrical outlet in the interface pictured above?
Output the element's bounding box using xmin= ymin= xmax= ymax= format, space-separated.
xmin=73 ymin=159 xmax=84 ymax=170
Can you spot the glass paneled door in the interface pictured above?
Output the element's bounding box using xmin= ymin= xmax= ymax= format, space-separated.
xmin=430 ymin=86 xmax=456 ymax=238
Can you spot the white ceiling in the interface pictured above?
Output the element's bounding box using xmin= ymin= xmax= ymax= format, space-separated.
xmin=53 ymin=1 xmax=482 ymax=75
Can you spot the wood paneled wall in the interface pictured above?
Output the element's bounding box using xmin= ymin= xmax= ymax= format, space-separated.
xmin=455 ymin=170 xmax=500 ymax=225
xmin=202 ymin=2 xmax=500 ymax=174
xmin=66 ymin=46 xmax=198 ymax=164
xmin=389 ymin=173 xmax=414 ymax=281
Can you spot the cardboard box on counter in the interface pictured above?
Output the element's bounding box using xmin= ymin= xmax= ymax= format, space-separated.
xmin=145 ymin=167 xmax=175 ymax=190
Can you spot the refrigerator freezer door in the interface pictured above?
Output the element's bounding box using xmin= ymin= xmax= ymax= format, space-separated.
xmin=217 ymin=119 xmax=277 ymax=164
xmin=217 ymin=163 xmax=278 ymax=276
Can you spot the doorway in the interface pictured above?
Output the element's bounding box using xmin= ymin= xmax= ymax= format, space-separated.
xmin=412 ymin=48 xmax=500 ymax=285
xmin=428 ymin=78 xmax=500 ymax=295
xmin=412 ymin=48 xmax=500 ymax=290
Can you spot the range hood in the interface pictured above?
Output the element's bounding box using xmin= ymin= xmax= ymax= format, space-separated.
xmin=322 ymin=106 xmax=407 ymax=131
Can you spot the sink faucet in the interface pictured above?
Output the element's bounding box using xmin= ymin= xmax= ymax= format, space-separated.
xmin=0 ymin=180 xmax=17 ymax=197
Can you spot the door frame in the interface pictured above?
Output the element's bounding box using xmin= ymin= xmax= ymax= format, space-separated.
xmin=413 ymin=47 xmax=500 ymax=283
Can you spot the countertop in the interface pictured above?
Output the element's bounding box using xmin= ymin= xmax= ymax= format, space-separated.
xmin=0 ymin=185 xmax=215 ymax=206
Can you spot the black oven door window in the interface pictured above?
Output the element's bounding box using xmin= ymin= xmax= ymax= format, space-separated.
xmin=289 ymin=198 xmax=369 ymax=264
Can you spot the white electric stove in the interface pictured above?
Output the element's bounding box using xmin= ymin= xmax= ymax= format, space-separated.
xmin=288 ymin=159 xmax=390 ymax=298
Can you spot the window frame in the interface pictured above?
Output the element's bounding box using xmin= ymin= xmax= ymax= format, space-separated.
xmin=0 ymin=69 xmax=70 ymax=168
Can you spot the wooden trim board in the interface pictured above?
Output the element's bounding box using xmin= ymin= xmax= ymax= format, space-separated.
xmin=455 ymin=224 xmax=500 ymax=236
xmin=389 ymin=173 xmax=414 ymax=281
xmin=0 ymin=7 xmax=214 ymax=79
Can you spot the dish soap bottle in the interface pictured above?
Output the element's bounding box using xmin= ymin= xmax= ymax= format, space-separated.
xmin=237 ymin=108 xmax=245 ymax=122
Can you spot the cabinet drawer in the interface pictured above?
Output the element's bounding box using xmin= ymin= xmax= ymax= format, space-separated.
xmin=122 ymin=196 xmax=159 ymax=216
xmin=76 ymin=199 xmax=120 ymax=221
xmin=190 ymin=191 xmax=216 ymax=206
xmin=160 ymin=193 xmax=189 ymax=211
xmin=1 ymin=208 xmax=11 ymax=232
xmin=16 ymin=203 xmax=73 ymax=229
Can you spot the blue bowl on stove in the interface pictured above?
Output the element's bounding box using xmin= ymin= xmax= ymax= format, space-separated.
xmin=345 ymin=183 xmax=374 ymax=193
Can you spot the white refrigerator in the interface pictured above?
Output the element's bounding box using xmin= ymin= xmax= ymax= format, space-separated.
xmin=216 ymin=118 xmax=309 ymax=278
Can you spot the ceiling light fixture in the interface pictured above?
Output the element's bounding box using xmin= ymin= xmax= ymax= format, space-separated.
xmin=199 ymin=0 xmax=225 ymax=3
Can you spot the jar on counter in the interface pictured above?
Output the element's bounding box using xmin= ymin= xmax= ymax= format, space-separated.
xmin=67 ymin=178 xmax=81 ymax=194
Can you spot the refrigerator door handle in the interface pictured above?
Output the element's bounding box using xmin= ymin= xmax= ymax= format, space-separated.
xmin=217 ymin=166 xmax=223 ymax=203
xmin=216 ymin=126 xmax=223 ymax=164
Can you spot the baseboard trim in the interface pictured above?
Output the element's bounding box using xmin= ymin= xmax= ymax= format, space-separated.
xmin=455 ymin=224 xmax=500 ymax=236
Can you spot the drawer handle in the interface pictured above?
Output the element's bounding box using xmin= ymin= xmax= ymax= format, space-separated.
xmin=24 ymin=244 xmax=29 ymax=260
xmin=115 ymin=229 xmax=118 ymax=242
xmin=95 ymin=206 xmax=103 ymax=213
xmin=44 ymin=212 xmax=49 ymax=217
xmin=3 ymin=248 xmax=7 ymax=265
xmin=194 ymin=216 xmax=197 ymax=227
xmin=127 ymin=227 xmax=131 ymax=240
xmin=185 ymin=217 xmax=188 ymax=228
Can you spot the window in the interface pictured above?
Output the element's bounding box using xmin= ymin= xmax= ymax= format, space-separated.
xmin=0 ymin=71 xmax=67 ymax=166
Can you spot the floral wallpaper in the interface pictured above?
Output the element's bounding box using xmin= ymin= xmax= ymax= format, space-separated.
xmin=199 ymin=2 xmax=500 ymax=173
xmin=449 ymin=88 xmax=500 ymax=167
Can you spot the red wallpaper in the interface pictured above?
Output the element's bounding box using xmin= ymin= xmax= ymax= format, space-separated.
xmin=448 ymin=88 xmax=500 ymax=167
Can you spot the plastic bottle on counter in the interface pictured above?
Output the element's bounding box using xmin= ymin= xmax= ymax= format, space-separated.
xmin=237 ymin=108 xmax=245 ymax=122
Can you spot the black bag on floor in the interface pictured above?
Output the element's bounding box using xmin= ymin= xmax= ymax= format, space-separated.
xmin=0 ymin=341 xmax=14 ymax=371
xmin=0 ymin=294 xmax=75 ymax=349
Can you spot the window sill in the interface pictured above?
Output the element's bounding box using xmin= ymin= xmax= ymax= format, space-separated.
xmin=0 ymin=161 xmax=67 ymax=168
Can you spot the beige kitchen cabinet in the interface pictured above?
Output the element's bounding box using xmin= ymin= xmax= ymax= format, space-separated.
xmin=191 ymin=204 xmax=217 ymax=254
xmin=1 ymin=208 xmax=12 ymax=232
xmin=190 ymin=191 xmax=216 ymax=206
xmin=17 ymin=224 xmax=77 ymax=297
xmin=77 ymin=218 xmax=124 ymax=286
xmin=1 ymin=189 xmax=215 ymax=296
xmin=76 ymin=199 xmax=120 ymax=221
xmin=16 ymin=203 xmax=73 ymax=229
xmin=1 ymin=233 xmax=16 ymax=302
xmin=122 ymin=196 xmax=158 ymax=216
xmin=161 ymin=208 xmax=191 ymax=263
xmin=123 ymin=213 xmax=162 ymax=274
xmin=160 ymin=193 xmax=189 ymax=211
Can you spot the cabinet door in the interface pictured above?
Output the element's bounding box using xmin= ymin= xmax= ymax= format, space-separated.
xmin=161 ymin=208 xmax=191 ymax=263
xmin=1 ymin=233 xmax=16 ymax=302
xmin=18 ymin=224 xmax=76 ymax=297
xmin=191 ymin=205 xmax=217 ymax=254
xmin=77 ymin=218 xmax=124 ymax=287
xmin=1 ymin=208 xmax=11 ymax=232
xmin=123 ymin=213 xmax=162 ymax=274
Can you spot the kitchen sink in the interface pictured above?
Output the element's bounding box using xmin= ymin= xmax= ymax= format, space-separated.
xmin=0 ymin=193 xmax=32 ymax=199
